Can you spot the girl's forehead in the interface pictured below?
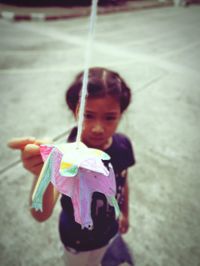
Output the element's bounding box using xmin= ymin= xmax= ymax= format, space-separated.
xmin=85 ymin=96 xmax=121 ymax=113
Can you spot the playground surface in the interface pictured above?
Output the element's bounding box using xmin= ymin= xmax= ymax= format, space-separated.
xmin=0 ymin=4 xmax=200 ymax=266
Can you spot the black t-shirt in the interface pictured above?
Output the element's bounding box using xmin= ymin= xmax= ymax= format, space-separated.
xmin=59 ymin=127 xmax=135 ymax=251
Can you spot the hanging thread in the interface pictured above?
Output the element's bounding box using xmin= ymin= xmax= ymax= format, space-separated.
xmin=76 ymin=0 xmax=98 ymax=145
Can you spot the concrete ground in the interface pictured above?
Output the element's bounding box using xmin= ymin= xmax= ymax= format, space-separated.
xmin=0 ymin=3 xmax=200 ymax=266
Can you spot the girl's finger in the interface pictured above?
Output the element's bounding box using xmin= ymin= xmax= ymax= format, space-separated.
xmin=34 ymin=138 xmax=52 ymax=145
xmin=23 ymin=155 xmax=43 ymax=168
xmin=7 ymin=137 xmax=36 ymax=150
xmin=22 ymin=144 xmax=41 ymax=159
xmin=29 ymin=164 xmax=44 ymax=176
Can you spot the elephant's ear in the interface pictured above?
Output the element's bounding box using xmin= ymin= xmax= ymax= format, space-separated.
xmin=40 ymin=144 xmax=54 ymax=162
xmin=89 ymin=148 xmax=110 ymax=161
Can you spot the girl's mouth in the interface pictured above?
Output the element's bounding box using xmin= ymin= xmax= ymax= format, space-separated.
xmin=90 ymin=136 xmax=104 ymax=141
xmin=89 ymin=135 xmax=106 ymax=143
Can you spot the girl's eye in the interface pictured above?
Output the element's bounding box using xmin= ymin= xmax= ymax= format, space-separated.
xmin=84 ymin=113 xmax=94 ymax=119
xmin=105 ymin=116 xmax=117 ymax=121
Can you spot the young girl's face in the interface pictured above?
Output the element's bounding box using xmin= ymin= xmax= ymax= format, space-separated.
xmin=75 ymin=95 xmax=121 ymax=150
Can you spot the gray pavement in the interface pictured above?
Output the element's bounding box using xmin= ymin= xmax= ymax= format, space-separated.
xmin=0 ymin=5 xmax=200 ymax=266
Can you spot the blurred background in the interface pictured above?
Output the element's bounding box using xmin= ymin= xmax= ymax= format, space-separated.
xmin=1 ymin=0 xmax=129 ymax=6
xmin=0 ymin=1 xmax=200 ymax=266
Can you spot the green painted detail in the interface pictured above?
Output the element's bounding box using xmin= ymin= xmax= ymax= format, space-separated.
xmin=31 ymin=152 xmax=52 ymax=212
xmin=32 ymin=201 xmax=43 ymax=212
xmin=102 ymin=152 xmax=110 ymax=160
xmin=107 ymin=196 xmax=120 ymax=218
xmin=60 ymin=164 xmax=78 ymax=177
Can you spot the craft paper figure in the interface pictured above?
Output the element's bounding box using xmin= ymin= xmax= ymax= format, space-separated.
xmin=32 ymin=142 xmax=120 ymax=229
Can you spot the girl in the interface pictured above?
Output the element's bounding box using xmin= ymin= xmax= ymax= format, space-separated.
xmin=8 ymin=67 xmax=135 ymax=266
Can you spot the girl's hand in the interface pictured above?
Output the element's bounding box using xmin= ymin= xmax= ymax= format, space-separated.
xmin=119 ymin=213 xmax=129 ymax=234
xmin=8 ymin=137 xmax=51 ymax=176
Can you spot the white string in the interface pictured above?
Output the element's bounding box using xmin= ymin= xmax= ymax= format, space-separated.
xmin=76 ymin=0 xmax=98 ymax=145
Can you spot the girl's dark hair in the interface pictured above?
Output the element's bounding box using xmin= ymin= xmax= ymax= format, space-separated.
xmin=66 ymin=67 xmax=132 ymax=113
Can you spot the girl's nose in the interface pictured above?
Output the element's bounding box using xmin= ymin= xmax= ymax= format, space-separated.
xmin=92 ymin=123 xmax=104 ymax=134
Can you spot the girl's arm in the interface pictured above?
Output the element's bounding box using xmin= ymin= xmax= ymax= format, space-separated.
xmin=8 ymin=137 xmax=59 ymax=222
xmin=119 ymin=170 xmax=129 ymax=234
